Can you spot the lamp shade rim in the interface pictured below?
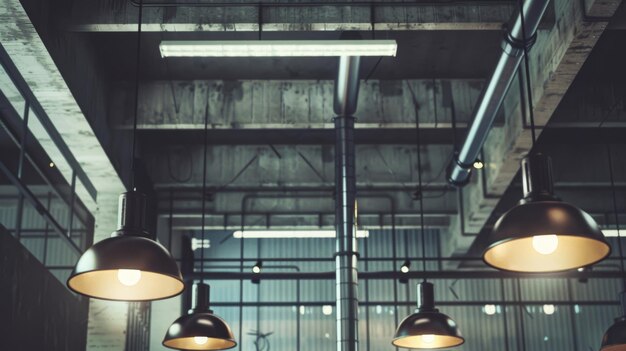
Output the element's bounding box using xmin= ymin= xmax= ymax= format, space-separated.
xmin=66 ymin=271 xmax=185 ymax=302
xmin=162 ymin=338 xmax=237 ymax=351
xmin=391 ymin=335 xmax=465 ymax=349
xmin=482 ymin=235 xmax=611 ymax=273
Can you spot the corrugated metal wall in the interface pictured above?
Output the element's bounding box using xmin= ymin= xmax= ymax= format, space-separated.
xmin=0 ymin=197 xmax=86 ymax=284
xmin=179 ymin=229 xmax=624 ymax=351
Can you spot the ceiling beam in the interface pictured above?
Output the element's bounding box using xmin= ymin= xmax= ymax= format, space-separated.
xmin=113 ymin=79 xmax=485 ymax=131
xmin=69 ymin=1 xmax=523 ymax=32
xmin=457 ymin=0 xmax=621 ymax=237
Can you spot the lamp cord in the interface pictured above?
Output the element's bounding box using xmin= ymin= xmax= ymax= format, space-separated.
xmin=200 ymin=96 xmax=210 ymax=275
xmin=415 ymin=104 xmax=426 ymax=278
xmin=518 ymin=0 xmax=537 ymax=147
xmin=607 ymin=144 xmax=626 ymax=291
xmin=130 ymin=0 xmax=144 ymax=190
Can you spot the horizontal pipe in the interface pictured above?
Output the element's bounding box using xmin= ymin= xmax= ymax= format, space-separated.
xmin=186 ymin=270 xmax=626 ymax=280
xmin=447 ymin=0 xmax=550 ymax=186
xmin=205 ymin=300 xmax=620 ymax=307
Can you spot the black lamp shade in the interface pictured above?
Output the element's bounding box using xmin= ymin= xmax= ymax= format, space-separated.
xmin=602 ymin=317 xmax=626 ymax=351
xmin=392 ymin=311 xmax=465 ymax=349
xmin=483 ymin=154 xmax=610 ymax=273
xmin=393 ymin=282 xmax=464 ymax=349
xmin=163 ymin=283 xmax=237 ymax=350
xmin=483 ymin=201 xmax=610 ymax=272
xmin=163 ymin=313 xmax=237 ymax=350
xmin=67 ymin=235 xmax=184 ymax=301
xmin=67 ymin=191 xmax=184 ymax=301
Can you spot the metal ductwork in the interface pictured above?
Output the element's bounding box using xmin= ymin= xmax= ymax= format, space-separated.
xmin=447 ymin=0 xmax=551 ymax=186
xmin=333 ymin=55 xmax=361 ymax=351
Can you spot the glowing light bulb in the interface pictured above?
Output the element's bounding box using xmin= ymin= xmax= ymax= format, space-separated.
xmin=484 ymin=304 xmax=497 ymax=315
xmin=194 ymin=336 xmax=208 ymax=345
xmin=532 ymin=235 xmax=558 ymax=255
xmin=421 ymin=334 xmax=436 ymax=344
xmin=117 ymin=269 xmax=141 ymax=286
xmin=400 ymin=265 xmax=409 ymax=273
xmin=543 ymin=304 xmax=555 ymax=315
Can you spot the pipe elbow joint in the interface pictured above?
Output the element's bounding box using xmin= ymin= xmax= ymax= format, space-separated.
xmin=447 ymin=157 xmax=473 ymax=187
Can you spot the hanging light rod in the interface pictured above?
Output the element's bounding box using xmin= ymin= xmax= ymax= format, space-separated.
xmin=232 ymin=230 xmax=369 ymax=239
xmin=159 ymin=40 xmax=397 ymax=57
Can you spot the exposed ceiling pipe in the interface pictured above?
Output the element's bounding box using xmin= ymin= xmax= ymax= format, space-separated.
xmin=333 ymin=55 xmax=361 ymax=351
xmin=447 ymin=0 xmax=550 ymax=186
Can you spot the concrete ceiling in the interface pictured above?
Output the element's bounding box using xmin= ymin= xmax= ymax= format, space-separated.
xmin=12 ymin=0 xmax=626 ymax=259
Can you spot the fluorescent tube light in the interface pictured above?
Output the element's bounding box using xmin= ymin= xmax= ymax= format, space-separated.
xmin=233 ymin=230 xmax=370 ymax=239
xmin=159 ymin=40 xmax=397 ymax=57
xmin=602 ymin=229 xmax=625 ymax=237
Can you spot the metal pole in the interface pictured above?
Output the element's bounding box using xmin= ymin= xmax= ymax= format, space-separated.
xmin=334 ymin=55 xmax=361 ymax=351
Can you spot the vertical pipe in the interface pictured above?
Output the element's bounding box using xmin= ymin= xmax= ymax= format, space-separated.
xmin=334 ymin=55 xmax=360 ymax=351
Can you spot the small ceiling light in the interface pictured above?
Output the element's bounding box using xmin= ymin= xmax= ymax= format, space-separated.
xmin=392 ymin=282 xmax=464 ymax=349
xmin=482 ymin=153 xmax=610 ymax=272
xmin=473 ymin=159 xmax=484 ymax=170
xmin=322 ymin=305 xmax=333 ymax=316
xmin=163 ymin=283 xmax=237 ymax=350
xmin=484 ymin=304 xmax=497 ymax=316
xmin=67 ymin=191 xmax=184 ymax=301
xmin=49 ymin=162 xmax=55 ymax=168
xmin=542 ymin=304 xmax=555 ymax=315
xmin=159 ymin=40 xmax=397 ymax=58
xmin=252 ymin=261 xmax=263 ymax=274
xmin=400 ymin=260 xmax=411 ymax=274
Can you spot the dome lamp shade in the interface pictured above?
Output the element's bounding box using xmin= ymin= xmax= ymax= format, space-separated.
xmin=483 ymin=153 xmax=610 ymax=273
xmin=392 ymin=282 xmax=464 ymax=349
xmin=67 ymin=191 xmax=184 ymax=301
xmin=601 ymin=292 xmax=626 ymax=351
xmin=163 ymin=283 xmax=237 ymax=350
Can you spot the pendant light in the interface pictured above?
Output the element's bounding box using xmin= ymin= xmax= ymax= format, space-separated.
xmin=66 ymin=0 xmax=184 ymax=301
xmin=392 ymin=99 xmax=464 ymax=349
xmin=163 ymin=283 xmax=237 ymax=350
xmin=163 ymin=89 xmax=237 ymax=350
xmin=601 ymin=144 xmax=626 ymax=351
xmin=481 ymin=0 xmax=609 ymax=273
xmin=482 ymin=153 xmax=610 ymax=272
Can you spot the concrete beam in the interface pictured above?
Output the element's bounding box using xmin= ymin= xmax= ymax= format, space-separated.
xmin=69 ymin=1 xmax=518 ymax=32
xmin=113 ymin=79 xmax=485 ymax=130
xmin=0 ymin=0 xmax=125 ymax=203
xmin=145 ymin=144 xmax=454 ymax=192
xmin=458 ymin=0 xmax=622 ymax=238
